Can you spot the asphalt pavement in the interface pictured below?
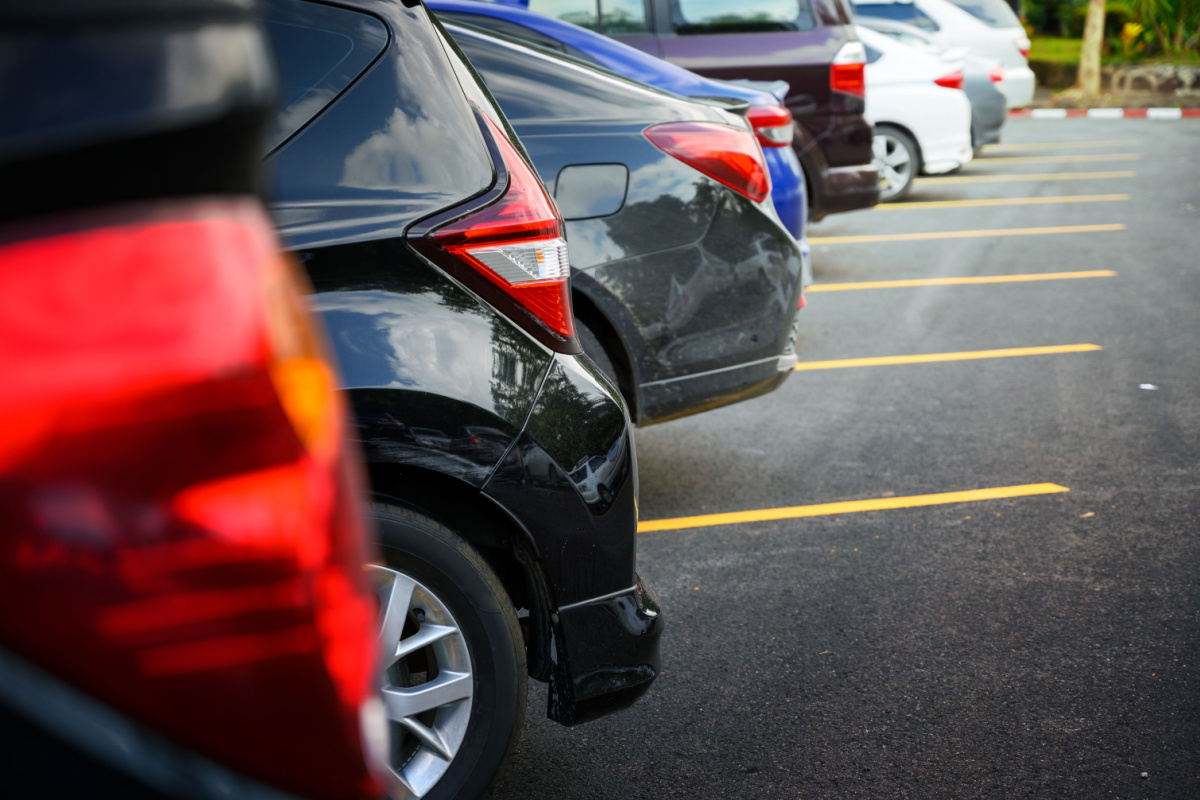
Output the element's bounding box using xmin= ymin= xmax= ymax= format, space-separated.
xmin=492 ymin=119 xmax=1200 ymax=799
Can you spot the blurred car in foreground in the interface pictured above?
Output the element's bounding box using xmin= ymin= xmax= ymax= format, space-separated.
xmin=428 ymin=0 xmax=808 ymax=240
xmin=445 ymin=21 xmax=806 ymax=425
xmin=500 ymin=0 xmax=881 ymax=220
xmin=0 ymin=1 xmax=382 ymax=798
xmin=851 ymin=0 xmax=1034 ymax=108
xmin=859 ymin=25 xmax=973 ymax=200
xmin=262 ymin=0 xmax=661 ymax=796
xmin=856 ymin=16 xmax=1006 ymax=152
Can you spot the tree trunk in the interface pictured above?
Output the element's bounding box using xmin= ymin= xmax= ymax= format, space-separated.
xmin=1076 ymin=0 xmax=1106 ymax=96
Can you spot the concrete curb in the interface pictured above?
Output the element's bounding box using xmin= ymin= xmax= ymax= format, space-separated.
xmin=1009 ymin=108 xmax=1200 ymax=119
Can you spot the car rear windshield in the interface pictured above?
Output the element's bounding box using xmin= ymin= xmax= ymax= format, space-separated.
xmin=262 ymin=0 xmax=388 ymax=152
xmin=672 ymin=0 xmax=815 ymax=34
xmin=947 ymin=0 xmax=1020 ymax=27
xmin=526 ymin=0 xmax=648 ymax=33
xmin=852 ymin=2 xmax=939 ymax=31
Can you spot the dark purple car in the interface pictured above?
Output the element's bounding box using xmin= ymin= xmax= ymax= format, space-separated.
xmin=502 ymin=0 xmax=880 ymax=220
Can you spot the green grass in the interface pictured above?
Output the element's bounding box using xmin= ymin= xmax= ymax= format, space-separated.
xmin=1030 ymin=37 xmax=1082 ymax=64
xmin=1030 ymin=36 xmax=1200 ymax=65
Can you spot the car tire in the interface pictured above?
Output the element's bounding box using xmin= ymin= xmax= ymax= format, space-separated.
xmin=576 ymin=317 xmax=621 ymax=392
xmin=368 ymin=503 xmax=527 ymax=800
xmin=873 ymin=125 xmax=920 ymax=202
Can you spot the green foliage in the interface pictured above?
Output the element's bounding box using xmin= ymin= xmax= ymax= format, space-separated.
xmin=1024 ymin=0 xmax=1200 ymax=57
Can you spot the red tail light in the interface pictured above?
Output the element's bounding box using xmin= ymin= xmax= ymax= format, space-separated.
xmin=0 ymin=199 xmax=381 ymax=800
xmin=746 ymin=104 xmax=795 ymax=148
xmin=645 ymin=121 xmax=771 ymax=203
xmin=989 ymin=64 xmax=1005 ymax=83
xmin=432 ymin=115 xmax=574 ymax=339
xmin=1016 ymin=38 xmax=1031 ymax=60
xmin=831 ymin=41 xmax=867 ymax=98
xmin=935 ymin=70 xmax=965 ymax=90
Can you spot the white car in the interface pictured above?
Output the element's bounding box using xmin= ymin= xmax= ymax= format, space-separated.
xmin=851 ymin=0 xmax=1035 ymax=108
xmin=859 ymin=25 xmax=973 ymax=201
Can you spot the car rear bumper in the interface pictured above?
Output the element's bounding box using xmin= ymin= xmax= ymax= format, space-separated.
xmin=640 ymin=349 xmax=796 ymax=425
xmin=1000 ymin=66 xmax=1036 ymax=109
xmin=814 ymin=162 xmax=881 ymax=218
xmin=922 ymin=134 xmax=974 ymax=174
xmin=552 ymin=575 xmax=663 ymax=725
xmin=766 ymin=146 xmax=806 ymax=240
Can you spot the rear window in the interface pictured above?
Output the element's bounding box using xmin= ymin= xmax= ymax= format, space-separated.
xmin=946 ymin=0 xmax=1020 ymax=28
xmin=526 ymin=0 xmax=648 ymax=33
xmin=852 ymin=2 xmax=939 ymax=31
xmin=672 ymin=0 xmax=815 ymax=34
xmin=263 ymin=0 xmax=388 ymax=152
xmin=527 ymin=0 xmax=599 ymax=31
xmin=436 ymin=11 xmax=571 ymax=52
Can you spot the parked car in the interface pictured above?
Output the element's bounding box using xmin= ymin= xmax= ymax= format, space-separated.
xmin=859 ymin=25 xmax=973 ymax=200
xmin=260 ymin=1 xmax=662 ymax=797
xmin=443 ymin=21 xmax=805 ymax=425
xmin=498 ymin=0 xmax=881 ymax=220
xmin=856 ymin=16 xmax=1006 ymax=152
xmin=0 ymin=1 xmax=383 ymax=799
xmin=851 ymin=0 xmax=1034 ymax=108
xmin=427 ymin=0 xmax=808 ymax=240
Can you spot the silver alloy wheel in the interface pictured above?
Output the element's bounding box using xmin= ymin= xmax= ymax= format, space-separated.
xmin=370 ymin=564 xmax=474 ymax=799
xmin=872 ymin=132 xmax=914 ymax=201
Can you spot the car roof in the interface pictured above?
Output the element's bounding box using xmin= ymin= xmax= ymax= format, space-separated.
xmin=427 ymin=0 xmax=776 ymax=105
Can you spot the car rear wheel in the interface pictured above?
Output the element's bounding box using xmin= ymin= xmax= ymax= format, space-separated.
xmin=368 ymin=504 xmax=526 ymax=800
xmin=873 ymin=125 xmax=919 ymax=202
xmin=576 ymin=317 xmax=623 ymax=396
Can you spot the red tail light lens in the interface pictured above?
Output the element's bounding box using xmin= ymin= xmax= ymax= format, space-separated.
xmin=989 ymin=64 xmax=1005 ymax=83
xmin=746 ymin=104 xmax=795 ymax=148
xmin=831 ymin=41 xmax=867 ymax=98
xmin=0 ymin=199 xmax=381 ymax=800
xmin=935 ymin=70 xmax=965 ymax=90
xmin=1016 ymin=38 xmax=1031 ymax=60
xmin=645 ymin=121 xmax=771 ymax=203
xmin=433 ymin=115 xmax=574 ymax=339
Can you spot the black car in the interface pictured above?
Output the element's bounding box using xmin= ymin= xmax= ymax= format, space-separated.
xmin=261 ymin=0 xmax=662 ymax=797
xmin=0 ymin=1 xmax=383 ymax=799
xmin=444 ymin=22 xmax=806 ymax=426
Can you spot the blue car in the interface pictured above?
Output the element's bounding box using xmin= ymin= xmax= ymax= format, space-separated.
xmin=429 ymin=0 xmax=808 ymax=243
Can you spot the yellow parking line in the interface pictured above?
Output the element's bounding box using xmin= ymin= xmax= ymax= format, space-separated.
xmin=917 ymin=171 xmax=1135 ymax=185
xmin=807 ymin=270 xmax=1117 ymax=292
xmin=974 ymin=153 xmax=1139 ymax=164
xmin=809 ymin=223 xmax=1124 ymax=245
xmin=877 ymin=194 xmax=1129 ymax=210
xmin=793 ymin=344 xmax=1102 ymax=371
xmin=638 ymin=483 xmax=1070 ymax=533
xmin=982 ymin=140 xmax=1140 ymax=150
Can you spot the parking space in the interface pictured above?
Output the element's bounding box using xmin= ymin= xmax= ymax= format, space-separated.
xmin=493 ymin=118 xmax=1200 ymax=798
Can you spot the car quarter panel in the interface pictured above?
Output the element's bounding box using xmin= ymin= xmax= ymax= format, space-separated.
xmin=302 ymin=238 xmax=553 ymax=486
xmin=484 ymin=354 xmax=638 ymax=608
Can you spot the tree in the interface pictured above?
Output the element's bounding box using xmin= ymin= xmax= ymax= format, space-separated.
xmin=1076 ymin=0 xmax=1107 ymax=95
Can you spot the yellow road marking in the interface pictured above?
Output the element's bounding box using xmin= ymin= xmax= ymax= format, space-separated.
xmin=917 ymin=171 xmax=1135 ymax=185
xmin=638 ymin=483 xmax=1071 ymax=533
xmin=974 ymin=153 xmax=1139 ymax=164
xmin=807 ymin=270 xmax=1117 ymax=292
xmin=810 ymin=223 xmax=1124 ymax=245
xmin=877 ymin=194 xmax=1129 ymax=210
xmin=793 ymin=344 xmax=1102 ymax=371
xmin=982 ymin=140 xmax=1140 ymax=150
